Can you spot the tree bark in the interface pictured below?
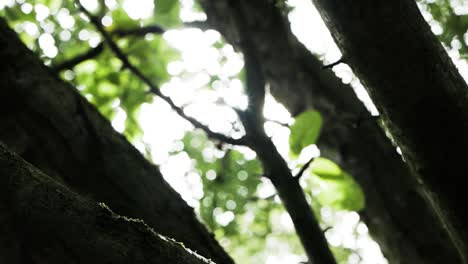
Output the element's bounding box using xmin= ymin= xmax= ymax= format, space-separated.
xmin=0 ymin=143 xmax=214 ymax=264
xmin=310 ymin=0 xmax=468 ymax=262
xmin=204 ymin=1 xmax=337 ymax=263
xmin=200 ymin=1 xmax=462 ymax=263
xmin=0 ymin=18 xmax=233 ymax=264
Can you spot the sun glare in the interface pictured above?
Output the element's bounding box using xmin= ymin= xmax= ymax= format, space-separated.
xmin=123 ymin=0 xmax=153 ymax=19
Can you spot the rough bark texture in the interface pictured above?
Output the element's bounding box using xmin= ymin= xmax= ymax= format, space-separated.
xmin=200 ymin=1 xmax=461 ymax=263
xmin=0 ymin=18 xmax=233 ymax=264
xmin=0 ymin=143 xmax=214 ymax=264
xmin=311 ymin=0 xmax=468 ymax=262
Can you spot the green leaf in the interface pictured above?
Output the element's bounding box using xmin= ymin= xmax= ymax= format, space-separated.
xmin=314 ymin=174 xmax=365 ymax=211
xmin=152 ymin=0 xmax=181 ymax=27
xmin=180 ymin=131 xmax=263 ymax=233
xmin=155 ymin=0 xmax=178 ymax=14
xmin=309 ymin=159 xmax=365 ymax=211
xmin=310 ymin=157 xmax=342 ymax=179
xmin=289 ymin=110 xmax=322 ymax=155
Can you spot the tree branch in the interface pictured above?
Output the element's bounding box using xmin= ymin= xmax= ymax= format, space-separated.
xmin=294 ymin=156 xmax=315 ymax=180
xmin=52 ymin=19 xmax=210 ymax=73
xmin=51 ymin=25 xmax=165 ymax=72
xmin=112 ymin=25 xmax=165 ymax=37
xmin=312 ymin=0 xmax=468 ymax=259
xmin=52 ymin=24 xmax=166 ymax=72
xmin=240 ymin=34 xmax=265 ymax=129
xmin=198 ymin=0 xmax=466 ymax=262
xmin=266 ymin=119 xmax=290 ymax=127
xmin=248 ymin=193 xmax=276 ymax=202
xmin=0 ymin=143 xmax=214 ymax=264
xmin=322 ymin=57 xmax=345 ymax=70
xmin=51 ymin=42 xmax=104 ymax=72
xmin=200 ymin=1 xmax=337 ymax=263
xmin=183 ymin=20 xmax=212 ymax=31
xmin=76 ymin=2 xmax=248 ymax=146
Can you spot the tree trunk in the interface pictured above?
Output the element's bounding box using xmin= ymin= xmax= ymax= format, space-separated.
xmin=0 ymin=18 xmax=233 ymax=264
xmin=0 ymin=143 xmax=214 ymax=264
xmin=200 ymin=1 xmax=461 ymax=263
xmin=311 ymin=0 xmax=468 ymax=262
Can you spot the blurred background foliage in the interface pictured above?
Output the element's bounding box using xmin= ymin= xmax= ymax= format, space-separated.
xmin=1 ymin=0 xmax=466 ymax=263
xmin=421 ymin=0 xmax=468 ymax=59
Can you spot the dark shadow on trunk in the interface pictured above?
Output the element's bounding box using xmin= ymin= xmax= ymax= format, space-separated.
xmin=0 ymin=18 xmax=233 ymax=264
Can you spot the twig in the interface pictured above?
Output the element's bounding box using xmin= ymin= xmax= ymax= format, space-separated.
xmin=51 ymin=42 xmax=104 ymax=72
xmin=248 ymin=192 xmax=276 ymax=202
xmin=52 ymin=24 xmax=166 ymax=71
xmin=113 ymin=25 xmax=165 ymax=37
xmin=322 ymin=57 xmax=345 ymax=70
xmin=294 ymin=156 xmax=315 ymax=180
xmin=53 ymin=19 xmax=208 ymax=72
xmin=76 ymin=1 xmax=248 ymax=146
xmin=266 ymin=119 xmax=290 ymax=127
xmin=183 ymin=20 xmax=212 ymax=31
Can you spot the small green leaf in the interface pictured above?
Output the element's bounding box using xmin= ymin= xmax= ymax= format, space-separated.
xmin=314 ymin=174 xmax=365 ymax=211
xmin=309 ymin=159 xmax=365 ymax=211
xmin=339 ymin=173 xmax=365 ymax=211
xmin=310 ymin=157 xmax=342 ymax=179
xmin=289 ymin=110 xmax=322 ymax=155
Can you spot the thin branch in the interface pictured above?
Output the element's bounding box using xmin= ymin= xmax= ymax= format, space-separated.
xmin=52 ymin=24 xmax=166 ymax=71
xmin=51 ymin=42 xmax=104 ymax=72
xmin=266 ymin=119 xmax=290 ymax=127
xmin=97 ymin=0 xmax=107 ymax=17
xmin=294 ymin=156 xmax=315 ymax=180
xmin=76 ymin=2 xmax=248 ymax=146
xmin=322 ymin=226 xmax=333 ymax=233
xmin=53 ymin=19 xmax=208 ymax=72
xmin=248 ymin=192 xmax=276 ymax=202
xmin=183 ymin=20 xmax=212 ymax=31
xmin=113 ymin=25 xmax=165 ymax=37
xmin=322 ymin=57 xmax=345 ymax=69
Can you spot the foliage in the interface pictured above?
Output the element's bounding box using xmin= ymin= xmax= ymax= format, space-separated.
xmin=309 ymin=158 xmax=365 ymax=212
xmin=421 ymin=0 xmax=468 ymax=59
xmin=153 ymin=0 xmax=181 ymax=27
xmin=179 ymin=130 xmax=306 ymax=262
xmin=0 ymin=0 xmax=367 ymax=262
xmin=289 ymin=110 xmax=322 ymax=156
xmin=4 ymin=0 xmax=462 ymax=262
xmin=1 ymin=0 xmax=181 ymax=141
xmin=180 ymin=131 xmax=262 ymax=232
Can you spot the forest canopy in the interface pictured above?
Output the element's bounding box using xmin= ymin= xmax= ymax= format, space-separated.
xmin=1 ymin=0 xmax=467 ymax=263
